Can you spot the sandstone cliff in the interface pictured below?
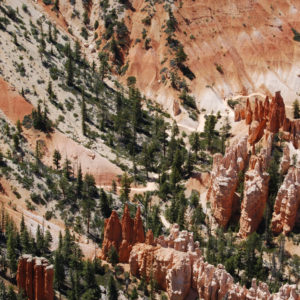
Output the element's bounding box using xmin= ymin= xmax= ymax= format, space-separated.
xmin=238 ymin=155 xmax=270 ymax=238
xmin=129 ymin=225 xmax=299 ymax=300
xmin=16 ymin=255 xmax=54 ymax=300
xmin=206 ymin=136 xmax=248 ymax=227
xmin=271 ymin=166 xmax=300 ymax=234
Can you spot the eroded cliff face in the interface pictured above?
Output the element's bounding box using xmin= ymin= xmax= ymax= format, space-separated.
xmin=129 ymin=224 xmax=299 ymax=300
xmin=35 ymin=0 xmax=300 ymax=118
xmin=206 ymin=136 xmax=248 ymax=227
xmin=271 ymin=165 xmax=300 ymax=235
xmin=101 ymin=204 xmax=145 ymax=263
xmin=208 ymin=92 xmax=300 ymax=235
xmin=238 ymin=155 xmax=270 ymax=238
xmin=16 ymin=255 xmax=54 ymax=300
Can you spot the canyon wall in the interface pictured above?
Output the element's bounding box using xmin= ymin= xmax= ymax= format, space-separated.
xmin=16 ymin=255 xmax=54 ymax=300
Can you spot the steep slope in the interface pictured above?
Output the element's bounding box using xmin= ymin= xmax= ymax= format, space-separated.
xmin=34 ymin=0 xmax=300 ymax=124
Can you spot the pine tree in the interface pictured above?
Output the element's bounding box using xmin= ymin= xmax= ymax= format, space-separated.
xmin=20 ymin=216 xmax=30 ymax=254
xmin=81 ymin=90 xmax=87 ymax=136
xmin=76 ymin=165 xmax=83 ymax=199
xmin=36 ymin=225 xmax=44 ymax=256
xmin=107 ymin=275 xmax=118 ymax=300
xmin=44 ymin=230 xmax=52 ymax=252
xmin=65 ymin=58 xmax=74 ymax=86
xmin=7 ymin=286 xmax=17 ymax=300
xmin=120 ymin=172 xmax=131 ymax=203
xmin=100 ymin=189 xmax=111 ymax=218
xmin=7 ymin=228 xmax=17 ymax=277
xmin=63 ymin=158 xmax=72 ymax=180
xmin=54 ymin=252 xmax=65 ymax=293
xmin=293 ymin=99 xmax=300 ymax=119
xmin=16 ymin=120 xmax=22 ymax=135
xmin=53 ymin=0 xmax=59 ymax=11
xmin=74 ymin=40 xmax=81 ymax=63
xmin=108 ymin=246 xmax=119 ymax=266
xmin=53 ymin=149 xmax=62 ymax=170
xmin=81 ymin=174 xmax=97 ymax=233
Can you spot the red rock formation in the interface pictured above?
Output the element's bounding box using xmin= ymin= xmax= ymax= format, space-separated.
xmin=119 ymin=204 xmax=134 ymax=262
xmin=245 ymin=98 xmax=253 ymax=125
xmin=267 ymin=91 xmax=286 ymax=133
xmin=271 ymin=166 xmax=300 ymax=234
xmin=17 ymin=255 xmax=54 ymax=300
xmin=129 ymin=225 xmax=299 ymax=300
xmin=101 ymin=205 xmax=145 ymax=263
xmin=248 ymin=119 xmax=267 ymax=145
xmin=234 ymin=104 xmax=245 ymax=122
xmin=238 ymin=155 xmax=270 ymax=238
xmin=280 ymin=146 xmax=291 ymax=175
xmin=207 ymin=136 xmax=248 ymax=227
xmin=101 ymin=210 xmax=122 ymax=260
xmin=133 ymin=206 xmax=145 ymax=244
xmin=254 ymin=98 xmax=260 ymax=121
xmin=145 ymin=229 xmax=155 ymax=246
xmin=264 ymin=96 xmax=270 ymax=118
xmin=173 ymin=99 xmax=181 ymax=116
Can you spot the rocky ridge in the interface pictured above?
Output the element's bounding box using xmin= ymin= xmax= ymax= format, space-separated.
xmin=129 ymin=224 xmax=299 ymax=300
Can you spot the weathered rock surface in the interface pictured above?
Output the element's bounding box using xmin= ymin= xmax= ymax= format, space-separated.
xmin=101 ymin=205 xmax=145 ymax=263
xmin=268 ymin=91 xmax=286 ymax=133
xmin=17 ymin=255 xmax=54 ymax=300
xmin=234 ymin=92 xmax=300 ymax=149
xmin=130 ymin=225 xmax=299 ymax=300
xmin=271 ymin=166 xmax=300 ymax=234
xmin=101 ymin=210 xmax=122 ymax=260
xmin=239 ymin=155 xmax=270 ymax=238
xmin=207 ymin=136 xmax=248 ymax=227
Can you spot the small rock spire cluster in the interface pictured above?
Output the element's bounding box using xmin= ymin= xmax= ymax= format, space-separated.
xmin=129 ymin=224 xmax=299 ymax=300
xmin=101 ymin=204 xmax=145 ymax=263
xmin=235 ymin=91 xmax=300 ymax=149
xmin=16 ymin=254 xmax=54 ymax=300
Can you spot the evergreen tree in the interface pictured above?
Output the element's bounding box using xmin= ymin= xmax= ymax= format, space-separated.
xmin=36 ymin=225 xmax=44 ymax=256
xmin=74 ymin=40 xmax=81 ymax=63
xmin=80 ymin=174 xmax=97 ymax=232
xmin=63 ymin=158 xmax=72 ymax=180
xmin=81 ymin=90 xmax=87 ymax=136
xmin=53 ymin=0 xmax=59 ymax=11
xmin=107 ymin=275 xmax=118 ymax=300
xmin=100 ymin=189 xmax=111 ymax=218
xmin=7 ymin=227 xmax=17 ymax=277
xmin=108 ymin=246 xmax=119 ymax=266
xmin=53 ymin=149 xmax=62 ymax=170
xmin=76 ymin=165 xmax=83 ymax=199
xmin=54 ymin=251 xmax=65 ymax=293
xmin=7 ymin=286 xmax=17 ymax=300
xmin=293 ymin=99 xmax=300 ymax=119
xmin=65 ymin=58 xmax=74 ymax=86
xmin=120 ymin=172 xmax=131 ymax=203
xmin=20 ymin=216 xmax=30 ymax=254
xmin=16 ymin=120 xmax=22 ymax=135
